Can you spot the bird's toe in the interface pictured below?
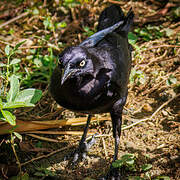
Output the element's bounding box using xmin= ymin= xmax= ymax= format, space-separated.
xmin=106 ymin=166 xmax=122 ymax=180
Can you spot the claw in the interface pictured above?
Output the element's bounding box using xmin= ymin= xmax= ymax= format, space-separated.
xmin=99 ymin=165 xmax=122 ymax=180
xmin=64 ymin=133 xmax=98 ymax=166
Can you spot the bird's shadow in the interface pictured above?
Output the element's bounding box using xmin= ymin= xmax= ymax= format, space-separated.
xmin=27 ymin=144 xmax=110 ymax=180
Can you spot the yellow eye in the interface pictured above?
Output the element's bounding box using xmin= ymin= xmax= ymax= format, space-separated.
xmin=79 ymin=60 xmax=86 ymax=67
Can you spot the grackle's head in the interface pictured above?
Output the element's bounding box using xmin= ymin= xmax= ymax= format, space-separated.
xmin=58 ymin=46 xmax=95 ymax=85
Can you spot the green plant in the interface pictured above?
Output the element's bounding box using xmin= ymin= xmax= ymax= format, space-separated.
xmin=128 ymin=176 xmax=145 ymax=180
xmin=134 ymin=25 xmax=163 ymax=41
xmin=0 ymin=41 xmax=25 ymax=88
xmin=130 ymin=68 xmax=146 ymax=85
xmin=0 ymin=74 xmax=42 ymax=126
xmin=23 ymin=46 xmax=56 ymax=87
xmin=128 ymin=32 xmax=138 ymax=45
xmin=0 ymin=42 xmax=42 ymax=126
xmin=34 ymin=167 xmax=57 ymax=178
xmin=83 ymin=26 xmax=95 ymax=37
xmin=166 ymin=75 xmax=177 ymax=86
xmin=154 ymin=176 xmax=170 ymax=180
xmin=9 ymin=172 xmax=29 ymax=180
xmin=0 ymin=42 xmax=42 ymax=176
xmin=63 ymin=0 xmax=81 ymax=7
xmin=43 ymin=16 xmax=55 ymax=31
xmin=141 ymin=164 xmax=152 ymax=172
xmin=112 ymin=153 xmax=136 ymax=172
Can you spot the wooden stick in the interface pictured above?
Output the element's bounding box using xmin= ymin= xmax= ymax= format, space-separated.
xmin=21 ymin=146 xmax=70 ymax=166
xmin=122 ymin=93 xmax=180 ymax=130
xmin=0 ymin=12 xmax=29 ymax=29
xmin=25 ymin=130 xmax=95 ymax=135
xmin=26 ymin=134 xmax=61 ymax=143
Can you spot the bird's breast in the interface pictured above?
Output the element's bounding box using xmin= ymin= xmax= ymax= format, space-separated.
xmin=56 ymin=76 xmax=117 ymax=114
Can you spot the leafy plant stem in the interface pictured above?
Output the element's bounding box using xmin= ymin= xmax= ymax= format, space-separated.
xmin=49 ymin=47 xmax=53 ymax=77
xmin=5 ymin=54 xmax=11 ymax=96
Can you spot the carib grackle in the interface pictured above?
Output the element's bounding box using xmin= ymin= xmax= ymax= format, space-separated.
xmin=50 ymin=5 xmax=134 ymax=179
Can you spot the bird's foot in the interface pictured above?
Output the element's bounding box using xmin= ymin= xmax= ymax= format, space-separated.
xmin=107 ymin=166 xmax=121 ymax=180
xmin=64 ymin=134 xmax=97 ymax=166
xmin=99 ymin=166 xmax=122 ymax=180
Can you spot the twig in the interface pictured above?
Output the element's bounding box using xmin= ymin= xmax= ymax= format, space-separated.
xmin=102 ymin=137 xmax=108 ymax=157
xmin=0 ymin=139 xmax=4 ymax=147
xmin=122 ymin=93 xmax=180 ymax=130
xmin=0 ymin=40 xmax=12 ymax=46
xmin=0 ymin=12 xmax=29 ymax=29
xmin=10 ymin=133 xmax=22 ymax=174
xmin=21 ymin=146 xmax=70 ymax=167
xmin=0 ymin=40 xmax=47 ymax=49
xmin=99 ymin=129 xmax=108 ymax=158
xmin=107 ymin=0 xmax=125 ymax=5
xmin=25 ymin=130 xmax=95 ymax=136
xmin=19 ymin=46 xmax=47 ymax=49
xmin=145 ymin=45 xmax=180 ymax=51
xmin=26 ymin=134 xmax=61 ymax=143
xmin=142 ymin=50 xmax=168 ymax=71
xmin=70 ymin=8 xmax=77 ymax=21
xmin=142 ymin=70 xmax=178 ymax=96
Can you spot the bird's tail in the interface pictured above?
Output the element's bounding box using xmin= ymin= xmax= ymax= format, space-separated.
xmin=97 ymin=5 xmax=134 ymax=34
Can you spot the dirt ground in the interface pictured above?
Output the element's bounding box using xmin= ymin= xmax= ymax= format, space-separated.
xmin=0 ymin=0 xmax=179 ymax=180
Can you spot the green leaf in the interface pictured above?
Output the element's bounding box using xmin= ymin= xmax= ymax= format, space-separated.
xmin=5 ymin=45 xmax=10 ymax=56
xmin=166 ymin=75 xmax=177 ymax=86
xmin=14 ymin=40 xmax=26 ymax=51
xmin=9 ymin=176 xmax=21 ymax=180
xmin=154 ymin=176 xmax=170 ymax=180
xmin=3 ymin=102 xmax=34 ymax=109
xmin=112 ymin=160 xmax=123 ymax=168
xmin=126 ymin=159 xmax=135 ymax=165
xmin=10 ymin=59 xmax=21 ymax=65
xmin=7 ymin=75 xmax=20 ymax=102
xmin=128 ymin=176 xmax=145 ymax=180
xmin=0 ymin=98 xmax=3 ymax=108
xmin=128 ymin=32 xmax=138 ymax=45
xmin=141 ymin=164 xmax=152 ymax=172
xmin=34 ymin=172 xmax=45 ymax=177
xmin=32 ymin=8 xmax=39 ymax=15
xmin=14 ymin=88 xmax=42 ymax=104
xmin=121 ymin=154 xmax=135 ymax=161
xmin=164 ymin=28 xmax=174 ymax=37
xmin=174 ymin=7 xmax=180 ymax=17
xmin=1 ymin=109 xmax=16 ymax=126
xmin=21 ymin=172 xmax=29 ymax=180
xmin=30 ymin=89 xmax=42 ymax=104
xmin=13 ymin=132 xmax=22 ymax=141
xmin=0 ymin=63 xmax=7 ymax=67
xmin=9 ymin=172 xmax=29 ymax=180
xmin=56 ymin=21 xmax=67 ymax=28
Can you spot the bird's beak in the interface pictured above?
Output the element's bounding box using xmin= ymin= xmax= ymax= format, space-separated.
xmin=61 ymin=64 xmax=78 ymax=85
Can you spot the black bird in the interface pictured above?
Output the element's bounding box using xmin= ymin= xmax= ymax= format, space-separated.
xmin=50 ymin=5 xmax=134 ymax=179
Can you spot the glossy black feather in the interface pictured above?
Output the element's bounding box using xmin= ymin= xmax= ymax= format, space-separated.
xmin=50 ymin=7 xmax=133 ymax=113
xmin=50 ymin=5 xmax=134 ymax=179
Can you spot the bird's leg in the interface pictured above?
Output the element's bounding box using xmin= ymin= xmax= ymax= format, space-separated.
xmin=72 ymin=114 xmax=92 ymax=162
xmin=65 ymin=115 xmax=95 ymax=165
xmin=78 ymin=114 xmax=92 ymax=148
xmin=106 ymin=98 xmax=126 ymax=180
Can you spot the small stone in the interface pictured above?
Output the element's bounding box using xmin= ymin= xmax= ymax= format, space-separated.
xmin=143 ymin=103 xmax=153 ymax=112
xmin=162 ymin=110 xmax=168 ymax=116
